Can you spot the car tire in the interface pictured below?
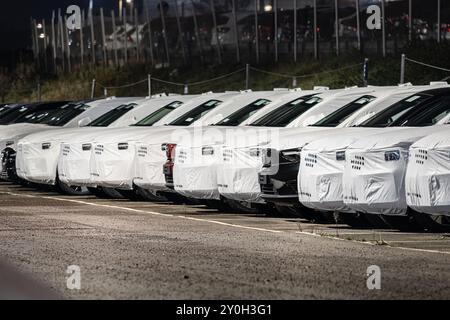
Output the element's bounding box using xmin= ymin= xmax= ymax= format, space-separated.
xmin=380 ymin=214 xmax=424 ymax=232
xmin=87 ymin=187 xmax=124 ymax=199
xmin=55 ymin=171 xmax=90 ymax=196
xmin=334 ymin=211 xmax=374 ymax=229
xmin=363 ymin=213 xmax=391 ymax=229
xmin=134 ymin=185 xmax=168 ymax=202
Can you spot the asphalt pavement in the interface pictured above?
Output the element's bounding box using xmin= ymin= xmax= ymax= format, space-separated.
xmin=0 ymin=181 xmax=449 ymax=300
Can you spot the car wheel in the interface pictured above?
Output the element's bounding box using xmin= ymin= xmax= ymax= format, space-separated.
xmin=334 ymin=211 xmax=374 ymax=229
xmin=86 ymin=187 xmax=124 ymax=199
xmin=134 ymin=185 xmax=168 ymax=202
xmin=380 ymin=214 xmax=424 ymax=232
xmin=409 ymin=210 xmax=450 ymax=233
xmin=55 ymin=172 xmax=90 ymax=196
xmin=363 ymin=213 xmax=391 ymax=229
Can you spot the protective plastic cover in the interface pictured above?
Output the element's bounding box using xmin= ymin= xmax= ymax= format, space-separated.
xmin=298 ymin=128 xmax=382 ymax=212
xmin=217 ymin=127 xmax=332 ymax=203
xmin=343 ymin=125 xmax=449 ymax=216
xmin=405 ymin=128 xmax=450 ymax=216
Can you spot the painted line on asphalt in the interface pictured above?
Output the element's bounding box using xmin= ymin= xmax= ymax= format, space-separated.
xmin=1 ymin=191 xmax=282 ymax=234
xmin=2 ymin=191 xmax=450 ymax=255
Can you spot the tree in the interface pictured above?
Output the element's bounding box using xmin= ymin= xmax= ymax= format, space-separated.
xmin=0 ymin=69 xmax=11 ymax=103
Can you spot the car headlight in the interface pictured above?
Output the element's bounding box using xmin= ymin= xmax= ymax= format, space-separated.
xmin=280 ymin=148 xmax=302 ymax=163
xmin=202 ymin=146 xmax=214 ymax=156
xmin=384 ymin=150 xmax=400 ymax=161
xmin=42 ymin=142 xmax=51 ymax=150
xmin=336 ymin=151 xmax=346 ymax=161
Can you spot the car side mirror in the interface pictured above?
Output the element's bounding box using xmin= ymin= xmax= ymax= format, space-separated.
xmin=78 ymin=117 xmax=91 ymax=127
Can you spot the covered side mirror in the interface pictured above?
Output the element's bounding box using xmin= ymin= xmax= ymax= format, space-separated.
xmin=78 ymin=117 xmax=91 ymax=127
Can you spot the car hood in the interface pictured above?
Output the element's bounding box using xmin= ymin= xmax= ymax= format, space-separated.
xmin=302 ymin=127 xmax=390 ymax=152
xmin=347 ymin=125 xmax=450 ymax=151
xmin=410 ymin=127 xmax=450 ymax=150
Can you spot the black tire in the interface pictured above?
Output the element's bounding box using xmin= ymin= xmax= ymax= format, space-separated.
xmin=226 ymin=199 xmax=264 ymax=214
xmin=55 ymin=172 xmax=90 ymax=196
xmin=87 ymin=187 xmax=110 ymax=199
xmin=274 ymin=204 xmax=300 ymax=218
xmin=134 ymin=186 xmax=168 ymax=202
xmin=409 ymin=210 xmax=450 ymax=233
xmin=204 ymin=199 xmax=233 ymax=212
xmin=115 ymin=189 xmax=144 ymax=201
xmin=380 ymin=214 xmax=424 ymax=232
xmin=87 ymin=187 xmax=124 ymax=199
xmin=335 ymin=211 xmax=374 ymax=229
xmin=363 ymin=213 xmax=391 ymax=229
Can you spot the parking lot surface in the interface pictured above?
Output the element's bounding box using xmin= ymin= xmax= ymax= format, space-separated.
xmin=0 ymin=181 xmax=449 ymax=299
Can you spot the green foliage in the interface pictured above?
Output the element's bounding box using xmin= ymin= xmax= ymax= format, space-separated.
xmin=4 ymin=42 xmax=450 ymax=102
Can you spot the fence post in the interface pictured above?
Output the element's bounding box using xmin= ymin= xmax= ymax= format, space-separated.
xmin=91 ymin=79 xmax=96 ymax=99
xmin=104 ymin=88 xmax=108 ymax=97
xmin=184 ymin=84 xmax=189 ymax=95
xmin=246 ymin=64 xmax=250 ymax=89
xmin=363 ymin=58 xmax=369 ymax=86
xmin=400 ymin=54 xmax=406 ymax=84
xmin=292 ymin=77 xmax=297 ymax=88
xmin=148 ymin=74 xmax=152 ymax=98
xmin=37 ymin=81 xmax=42 ymax=102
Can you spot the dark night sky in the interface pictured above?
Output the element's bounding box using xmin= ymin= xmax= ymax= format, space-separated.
xmin=0 ymin=0 xmax=115 ymax=50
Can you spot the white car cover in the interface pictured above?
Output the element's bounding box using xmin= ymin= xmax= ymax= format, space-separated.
xmin=133 ymin=90 xmax=302 ymax=193
xmin=343 ymin=125 xmax=450 ymax=216
xmin=216 ymin=86 xmax=397 ymax=203
xmin=405 ymin=128 xmax=450 ymax=216
xmin=298 ymin=127 xmax=384 ymax=212
xmin=89 ymin=92 xmax=243 ymax=190
xmin=172 ymin=90 xmax=325 ymax=200
xmin=298 ymin=84 xmax=450 ymax=213
xmin=218 ymin=126 xmax=336 ymax=203
xmin=57 ymin=95 xmax=195 ymax=186
xmin=15 ymin=97 xmax=142 ymax=184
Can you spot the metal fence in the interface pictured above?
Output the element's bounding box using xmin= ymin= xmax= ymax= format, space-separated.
xmin=31 ymin=0 xmax=450 ymax=74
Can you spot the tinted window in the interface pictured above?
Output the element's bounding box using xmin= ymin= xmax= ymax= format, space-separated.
xmin=250 ymin=95 xmax=322 ymax=127
xmin=133 ymin=101 xmax=183 ymax=126
xmin=88 ymin=104 xmax=136 ymax=127
xmin=169 ymin=100 xmax=222 ymax=126
xmin=0 ymin=105 xmax=33 ymax=124
xmin=312 ymin=95 xmax=376 ymax=127
xmin=214 ymin=99 xmax=271 ymax=126
xmin=359 ymin=94 xmax=432 ymax=127
xmin=39 ymin=103 xmax=91 ymax=126
xmin=398 ymin=96 xmax=450 ymax=126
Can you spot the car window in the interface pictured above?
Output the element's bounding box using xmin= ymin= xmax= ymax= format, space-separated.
xmin=249 ymin=95 xmax=321 ymax=127
xmin=399 ymin=96 xmax=450 ymax=126
xmin=133 ymin=101 xmax=183 ymax=126
xmin=88 ymin=104 xmax=136 ymax=127
xmin=169 ymin=100 xmax=222 ymax=126
xmin=312 ymin=95 xmax=376 ymax=127
xmin=214 ymin=99 xmax=271 ymax=126
xmin=40 ymin=103 xmax=91 ymax=126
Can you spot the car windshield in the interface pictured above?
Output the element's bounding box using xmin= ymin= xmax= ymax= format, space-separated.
xmin=39 ymin=103 xmax=91 ymax=126
xmin=0 ymin=105 xmax=13 ymax=117
xmin=169 ymin=99 xmax=222 ymax=126
xmin=0 ymin=101 xmax=68 ymax=125
xmin=312 ymin=95 xmax=376 ymax=127
xmin=133 ymin=101 xmax=183 ymax=126
xmin=358 ymin=93 xmax=433 ymax=127
xmin=249 ymin=95 xmax=322 ymax=127
xmin=397 ymin=96 xmax=450 ymax=126
xmin=88 ymin=104 xmax=136 ymax=127
xmin=214 ymin=99 xmax=272 ymax=126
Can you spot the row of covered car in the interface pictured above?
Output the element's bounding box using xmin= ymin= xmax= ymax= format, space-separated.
xmin=0 ymin=83 xmax=449 ymax=232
